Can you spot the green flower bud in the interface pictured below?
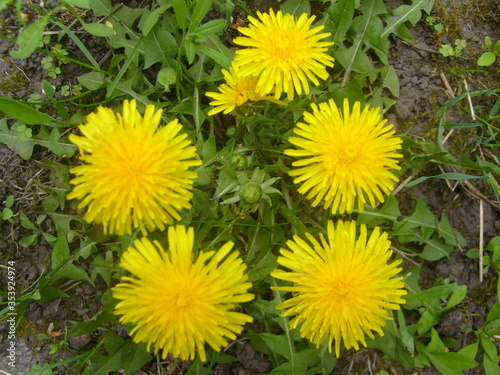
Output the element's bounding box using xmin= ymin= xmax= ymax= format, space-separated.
xmin=239 ymin=182 xmax=263 ymax=205
xmin=225 ymin=125 xmax=240 ymax=138
xmin=230 ymin=154 xmax=248 ymax=169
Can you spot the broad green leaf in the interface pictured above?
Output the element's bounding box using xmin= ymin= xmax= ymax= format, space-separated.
xmin=19 ymin=234 xmax=38 ymax=247
xmin=189 ymin=0 xmax=213 ymax=31
xmin=195 ymin=19 xmax=227 ymax=35
xmin=381 ymin=0 xmax=434 ymax=40
xmin=436 ymin=213 xmax=467 ymax=247
xmin=185 ymin=39 xmax=196 ymax=64
xmin=20 ymin=212 xmax=37 ymax=230
xmin=142 ymin=26 xmax=177 ymax=68
xmin=280 ymin=0 xmax=311 ymax=16
xmin=379 ymin=65 xmax=399 ymax=97
xmin=89 ymin=0 xmax=114 ymax=17
xmin=392 ymin=199 xmax=435 ymax=238
xmin=64 ymin=0 xmax=90 ymax=8
xmin=397 ymin=309 xmax=415 ymax=355
xmin=477 ymin=52 xmax=496 ymax=67
xmin=326 ymin=0 xmax=354 ymax=45
xmin=83 ymin=22 xmax=115 ymax=36
xmin=0 ymin=96 xmax=53 ymax=124
xmin=480 ymin=333 xmax=498 ymax=361
xmin=458 ymin=340 xmax=478 ymax=361
xmin=195 ymin=44 xmax=231 ymax=68
xmin=140 ymin=4 xmax=171 ymax=36
xmin=2 ymin=208 xmax=13 ymax=220
xmin=5 ymin=195 xmax=15 ymax=208
xmin=405 ymin=283 xmax=456 ymax=301
xmin=427 ymin=328 xmax=446 ymax=353
xmin=171 ymin=0 xmax=188 ymax=30
xmin=78 ymin=71 xmax=106 ymax=90
xmin=327 ymin=80 xmax=365 ymax=108
xmin=37 ymin=283 xmax=69 ymax=303
xmin=419 ymin=234 xmax=454 ymax=261
xmin=10 ymin=15 xmax=50 ymax=59
xmin=406 ymin=172 xmax=485 ymax=188
xmin=428 ymin=352 xmax=478 ymax=371
xmin=157 ymin=67 xmax=176 ymax=89
xmin=486 ymin=302 xmax=500 ymax=324
xmin=444 ymin=284 xmax=467 ymax=309
xmin=201 ymin=135 xmax=217 ymax=160
xmin=253 ymin=332 xmax=293 ymax=361
xmin=417 ymin=309 xmax=439 ymax=335
xmin=121 ymin=343 xmax=152 ymax=374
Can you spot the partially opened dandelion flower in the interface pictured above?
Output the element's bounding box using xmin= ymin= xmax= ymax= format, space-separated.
xmin=285 ymin=98 xmax=402 ymax=214
xmin=112 ymin=225 xmax=254 ymax=362
xmin=271 ymin=220 xmax=407 ymax=357
xmin=68 ymin=100 xmax=201 ymax=235
xmin=206 ymin=66 xmax=286 ymax=116
xmin=232 ymin=9 xmax=334 ymax=100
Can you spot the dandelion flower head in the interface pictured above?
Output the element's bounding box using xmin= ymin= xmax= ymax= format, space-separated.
xmin=112 ymin=225 xmax=254 ymax=362
xmin=68 ymin=100 xmax=201 ymax=235
xmin=271 ymin=220 xmax=407 ymax=357
xmin=233 ymin=9 xmax=335 ymax=100
xmin=285 ymin=98 xmax=402 ymax=214
xmin=206 ymin=66 xmax=286 ymax=116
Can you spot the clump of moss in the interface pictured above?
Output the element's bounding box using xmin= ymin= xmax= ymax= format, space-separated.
xmin=0 ymin=59 xmax=30 ymax=96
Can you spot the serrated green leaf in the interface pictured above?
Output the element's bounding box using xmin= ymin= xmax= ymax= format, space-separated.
xmin=10 ymin=15 xmax=50 ymax=59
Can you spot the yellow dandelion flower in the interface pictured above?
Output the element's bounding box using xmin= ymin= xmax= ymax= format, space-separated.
xmin=285 ymin=98 xmax=402 ymax=214
xmin=112 ymin=225 xmax=254 ymax=362
xmin=232 ymin=9 xmax=335 ymax=100
xmin=206 ymin=66 xmax=286 ymax=116
xmin=67 ymin=100 xmax=201 ymax=235
xmin=271 ymin=220 xmax=407 ymax=357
